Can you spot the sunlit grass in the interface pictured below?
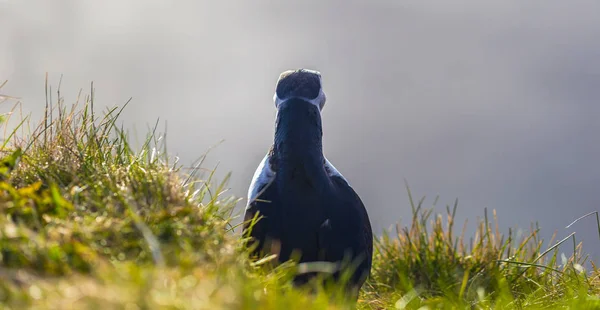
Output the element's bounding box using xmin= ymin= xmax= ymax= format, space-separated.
xmin=0 ymin=79 xmax=599 ymax=309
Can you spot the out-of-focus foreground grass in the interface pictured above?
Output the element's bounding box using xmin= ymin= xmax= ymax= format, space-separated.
xmin=0 ymin=81 xmax=599 ymax=310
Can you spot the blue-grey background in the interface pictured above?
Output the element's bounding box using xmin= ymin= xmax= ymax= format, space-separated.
xmin=1 ymin=0 xmax=599 ymax=262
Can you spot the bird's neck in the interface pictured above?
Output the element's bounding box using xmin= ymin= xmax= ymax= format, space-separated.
xmin=272 ymin=99 xmax=327 ymax=188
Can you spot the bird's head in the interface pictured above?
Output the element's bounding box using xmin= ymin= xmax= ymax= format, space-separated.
xmin=273 ymin=69 xmax=326 ymax=111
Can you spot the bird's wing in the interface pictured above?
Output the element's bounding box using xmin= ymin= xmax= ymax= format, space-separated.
xmin=243 ymin=152 xmax=278 ymax=257
xmin=246 ymin=153 xmax=276 ymax=207
xmin=323 ymin=157 xmax=373 ymax=281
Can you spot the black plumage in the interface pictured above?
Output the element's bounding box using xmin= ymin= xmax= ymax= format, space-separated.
xmin=243 ymin=69 xmax=373 ymax=296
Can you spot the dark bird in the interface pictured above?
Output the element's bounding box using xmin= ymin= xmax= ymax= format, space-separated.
xmin=242 ymin=69 xmax=373 ymax=296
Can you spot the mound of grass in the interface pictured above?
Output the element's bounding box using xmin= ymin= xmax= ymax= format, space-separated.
xmin=0 ymin=80 xmax=599 ymax=309
xmin=365 ymin=198 xmax=600 ymax=309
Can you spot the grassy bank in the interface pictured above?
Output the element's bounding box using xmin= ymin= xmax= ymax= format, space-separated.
xmin=0 ymin=82 xmax=599 ymax=309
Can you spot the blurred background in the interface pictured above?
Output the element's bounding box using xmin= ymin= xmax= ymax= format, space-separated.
xmin=1 ymin=0 xmax=599 ymax=261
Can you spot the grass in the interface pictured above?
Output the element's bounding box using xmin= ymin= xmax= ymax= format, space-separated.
xmin=0 ymin=79 xmax=600 ymax=309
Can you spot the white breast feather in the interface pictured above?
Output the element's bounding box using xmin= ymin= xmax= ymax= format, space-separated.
xmin=324 ymin=157 xmax=350 ymax=185
xmin=246 ymin=154 xmax=275 ymax=208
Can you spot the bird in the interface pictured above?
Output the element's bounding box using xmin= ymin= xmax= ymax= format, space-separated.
xmin=242 ymin=69 xmax=373 ymax=297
